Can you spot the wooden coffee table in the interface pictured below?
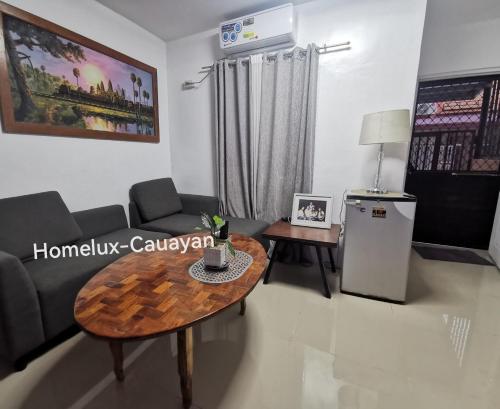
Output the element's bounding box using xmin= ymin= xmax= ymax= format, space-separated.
xmin=262 ymin=220 xmax=341 ymax=298
xmin=74 ymin=233 xmax=267 ymax=409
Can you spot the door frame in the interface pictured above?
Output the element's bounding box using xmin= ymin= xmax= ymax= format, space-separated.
xmin=404 ymin=73 xmax=500 ymax=249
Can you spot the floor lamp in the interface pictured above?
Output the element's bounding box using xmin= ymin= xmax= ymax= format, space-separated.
xmin=359 ymin=109 xmax=411 ymax=194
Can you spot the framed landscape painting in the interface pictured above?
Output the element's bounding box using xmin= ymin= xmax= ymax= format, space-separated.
xmin=0 ymin=1 xmax=159 ymax=142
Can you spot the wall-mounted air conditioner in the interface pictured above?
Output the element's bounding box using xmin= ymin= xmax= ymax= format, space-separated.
xmin=219 ymin=3 xmax=296 ymax=55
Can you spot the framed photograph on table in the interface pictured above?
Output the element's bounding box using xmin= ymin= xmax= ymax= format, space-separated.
xmin=291 ymin=193 xmax=333 ymax=229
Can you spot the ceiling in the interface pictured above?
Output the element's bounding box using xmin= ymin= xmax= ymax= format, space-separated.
xmin=97 ymin=0 xmax=315 ymax=41
xmin=97 ymin=0 xmax=500 ymax=43
xmin=425 ymin=0 xmax=500 ymax=28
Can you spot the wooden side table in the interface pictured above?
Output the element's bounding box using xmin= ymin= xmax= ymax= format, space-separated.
xmin=262 ymin=220 xmax=341 ymax=298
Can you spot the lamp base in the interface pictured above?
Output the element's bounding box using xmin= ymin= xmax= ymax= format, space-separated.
xmin=366 ymin=187 xmax=388 ymax=194
xmin=366 ymin=144 xmax=387 ymax=194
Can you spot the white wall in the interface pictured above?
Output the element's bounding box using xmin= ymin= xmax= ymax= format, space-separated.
xmin=0 ymin=0 xmax=172 ymax=213
xmin=419 ymin=0 xmax=500 ymax=79
xmin=167 ymin=0 xmax=427 ymax=222
xmin=300 ymin=0 xmax=426 ymax=221
xmin=167 ymin=28 xmax=222 ymax=196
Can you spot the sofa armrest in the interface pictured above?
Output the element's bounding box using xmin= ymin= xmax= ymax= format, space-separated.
xmin=179 ymin=193 xmax=220 ymax=216
xmin=72 ymin=205 xmax=128 ymax=241
xmin=0 ymin=251 xmax=45 ymax=362
xmin=129 ymin=201 xmax=143 ymax=228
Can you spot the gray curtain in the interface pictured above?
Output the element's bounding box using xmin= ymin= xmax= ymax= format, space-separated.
xmin=256 ymin=45 xmax=319 ymax=223
xmin=215 ymin=58 xmax=253 ymax=217
xmin=215 ymin=45 xmax=319 ymax=223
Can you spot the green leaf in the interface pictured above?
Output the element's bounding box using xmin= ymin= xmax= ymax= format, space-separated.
xmin=213 ymin=215 xmax=225 ymax=229
xmin=226 ymin=240 xmax=236 ymax=257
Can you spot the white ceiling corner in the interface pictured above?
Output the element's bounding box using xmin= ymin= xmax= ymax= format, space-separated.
xmin=96 ymin=0 xmax=316 ymax=41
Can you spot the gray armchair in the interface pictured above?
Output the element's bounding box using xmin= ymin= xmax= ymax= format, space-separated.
xmin=129 ymin=178 xmax=269 ymax=247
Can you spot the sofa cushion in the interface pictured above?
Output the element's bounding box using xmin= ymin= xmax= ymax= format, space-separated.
xmin=140 ymin=213 xmax=269 ymax=239
xmin=224 ymin=216 xmax=269 ymax=237
xmin=131 ymin=178 xmax=183 ymax=222
xmin=24 ymin=228 xmax=171 ymax=340
xmin=140 ymin=213 xmax=200 ymax=236
xmin=0 ymin=191 xmax=82 ymax=260
xmin=179 ymin=193 xmax=219 ymax=216
xmin=72 ymin=205 xmax=128 ymax=241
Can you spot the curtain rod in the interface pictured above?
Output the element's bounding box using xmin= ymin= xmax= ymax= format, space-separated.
xmin=182 ymin=41 xmax=351 ymax=88
xmin=224 ymin=41 xmax=351 ymax=64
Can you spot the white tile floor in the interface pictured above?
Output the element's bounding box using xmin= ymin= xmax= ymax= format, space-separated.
xmin=1 ymin=249 xmax=499 ymax=409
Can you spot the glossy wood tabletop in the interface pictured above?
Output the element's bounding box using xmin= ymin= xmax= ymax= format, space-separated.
xmin=262 ymin=220 xmax=341 ymax=247
xmin=74 ymin=233 xmax=267 ymax=340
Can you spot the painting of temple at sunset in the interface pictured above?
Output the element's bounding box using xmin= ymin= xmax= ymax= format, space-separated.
xmin=2 ymin=14 xmax=157 ymax=137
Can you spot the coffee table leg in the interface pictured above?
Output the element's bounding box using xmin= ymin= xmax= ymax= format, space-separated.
xmin=239 ymin=298 xmax=246 ymax=316
xmin=263 ymin=240 xmax=281 ymax=284
xmin=328 ymin=247 xmax=336 ymax=273
xmin=315 ymin=246 xmax=332 ymax=299
xmin=177 ymin=327 xmax=193 ymax=409
xmin=109 ymin=340 xmax=124 ymax=381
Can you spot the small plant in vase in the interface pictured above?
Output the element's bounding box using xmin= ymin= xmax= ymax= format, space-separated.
xmin=200 ymin=212 xmax=235 ymax=269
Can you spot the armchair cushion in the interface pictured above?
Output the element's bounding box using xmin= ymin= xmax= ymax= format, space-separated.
xmin=0 ymin=191 xmax=82 ymax=260
xmin=179 ymin=193 xmax=219 ymax=216
xmin=140 ymin=213 xmax=269 ymax=240
xmin=130 ymin=178 xmax=182 ymax=222
xmin=140 ymin=213 xmax=200 ymax=237
xmin=225 ymin=216 xmax=270 ymax=238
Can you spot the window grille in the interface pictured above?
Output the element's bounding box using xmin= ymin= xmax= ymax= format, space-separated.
xmin=408 ymin=76 xmax=500 ymax=173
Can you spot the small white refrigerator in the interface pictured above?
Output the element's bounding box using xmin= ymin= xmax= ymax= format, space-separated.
xmin=341 ymin=190 xmax=416 ymax=303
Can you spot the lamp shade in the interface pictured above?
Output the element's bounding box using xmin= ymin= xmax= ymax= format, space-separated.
xmin=359 ymin=109 xmax=411 ymax=145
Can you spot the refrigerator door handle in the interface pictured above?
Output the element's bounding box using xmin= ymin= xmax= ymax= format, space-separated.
xmin=345 ymin=200 xmax=361 ymax=206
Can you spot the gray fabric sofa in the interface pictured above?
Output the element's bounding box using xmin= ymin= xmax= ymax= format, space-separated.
xmin=129 ymin=178 xmax=269 ymax=247
xmin=0 ymin=191 xmax=170 ymax=367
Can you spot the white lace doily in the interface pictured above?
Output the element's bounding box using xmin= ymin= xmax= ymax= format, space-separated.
xmin=188 ymin=251 xmax=253 ymax=284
